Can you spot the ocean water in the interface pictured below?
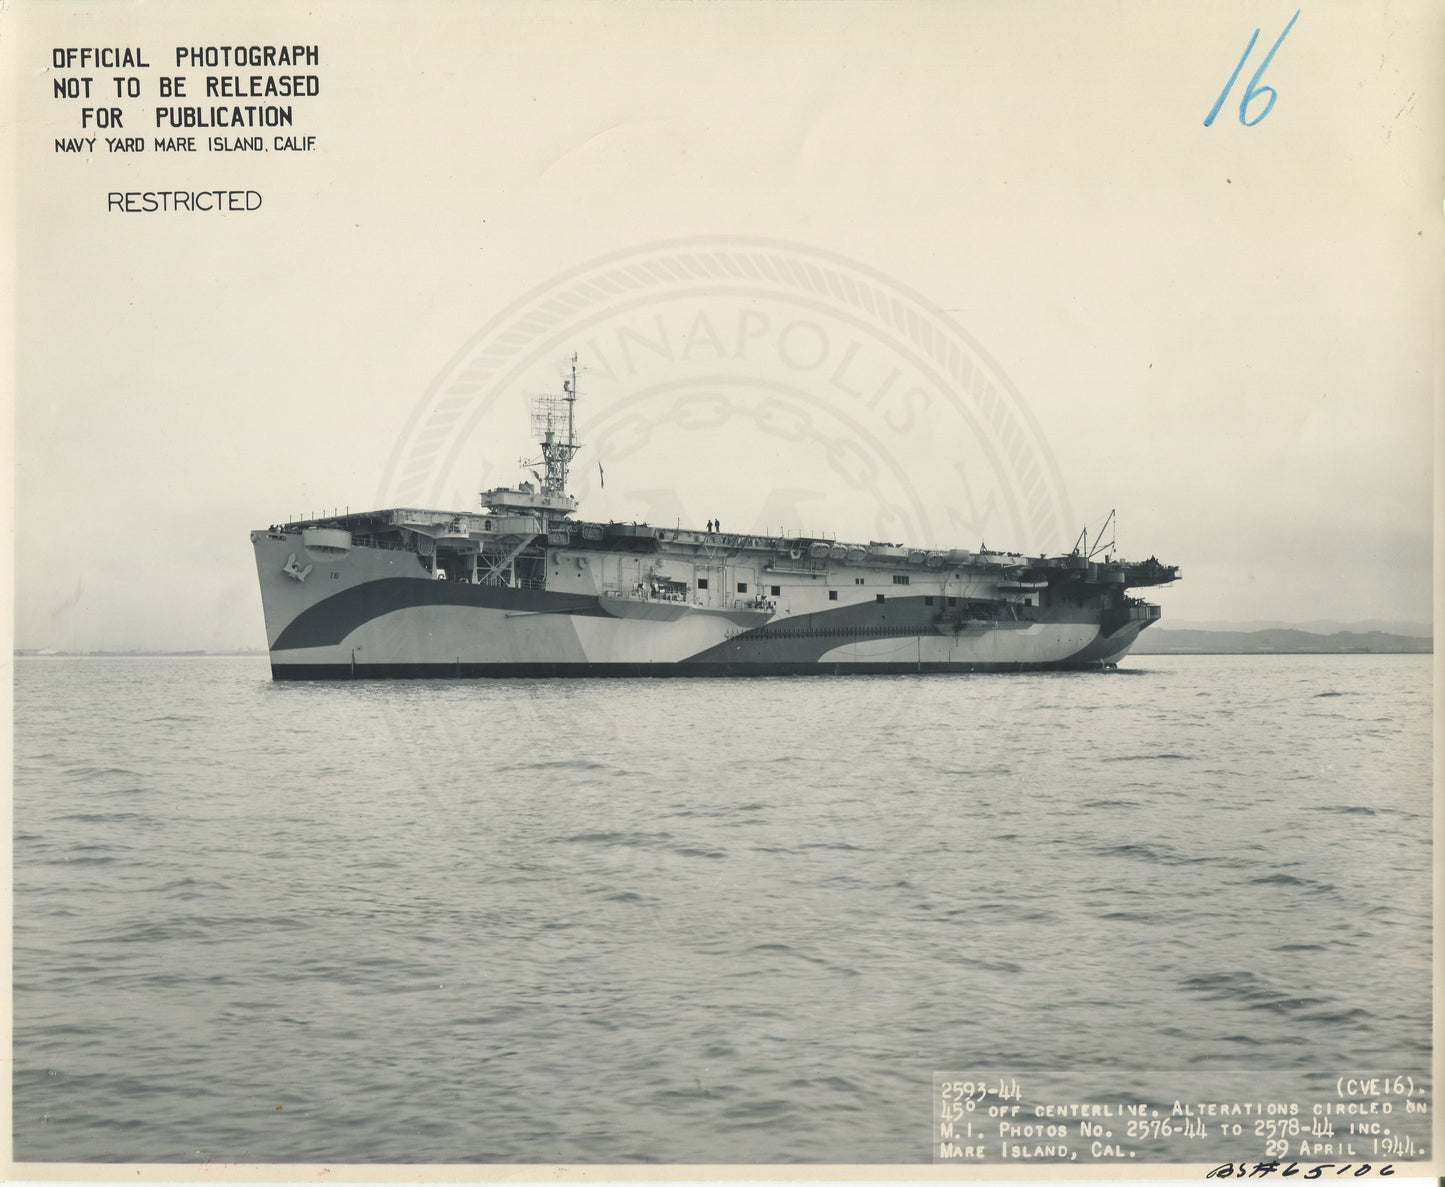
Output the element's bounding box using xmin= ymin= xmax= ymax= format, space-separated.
xmin=11 ymin=654 xmax=1433 ymax=1165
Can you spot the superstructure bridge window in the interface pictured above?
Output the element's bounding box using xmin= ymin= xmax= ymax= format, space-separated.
xmin=697 ymin=578 xmax=708 ymax=589
xmin=892 ymin=574 xmax=910 ymax=584
xmin=828 ymin=590 xmax=838 ymax=601
xmin=876 ymin=593 xmax=885 ymax=603
xmin=737 ymin=582 xmax=748 ymax=593
xmin=770 ymin=585 xmax=781 ymax=596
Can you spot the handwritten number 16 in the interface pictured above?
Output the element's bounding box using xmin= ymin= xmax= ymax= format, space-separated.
xmin=1204 ymin=9 xmax=1300 ymax=127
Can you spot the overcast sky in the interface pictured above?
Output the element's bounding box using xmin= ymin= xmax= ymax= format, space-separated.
xmin=9 ymin=1 xmax=1439 ymax=650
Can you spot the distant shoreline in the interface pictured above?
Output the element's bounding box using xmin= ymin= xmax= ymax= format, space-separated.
xmin=14 ymin=627 xmax=1434 ymax=661
xmin=1132 ymin=627 xmax=1431 ymax=656
xmin=1134 ymin=649 xmax=1432 ymax=656
xmin=13 ymin=650 xmax=269 ymax=658
xmin=15 ymin=627 xmax=1434 ymax=660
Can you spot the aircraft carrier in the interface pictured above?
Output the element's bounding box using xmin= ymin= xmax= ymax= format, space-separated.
xmin=251 ymin=360 xmax=1179 ymax=679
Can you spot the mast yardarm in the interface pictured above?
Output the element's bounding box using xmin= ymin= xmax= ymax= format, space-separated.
xmin=527 ymin=353 xmax=582 ymax=498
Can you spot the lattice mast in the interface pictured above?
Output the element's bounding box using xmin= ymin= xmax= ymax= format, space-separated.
xmin=528 ymin=354 xmax=583 ymax=496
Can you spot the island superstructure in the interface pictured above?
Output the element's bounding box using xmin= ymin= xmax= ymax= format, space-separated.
xmin=251 ymin=359 xmax=1179 ymax=679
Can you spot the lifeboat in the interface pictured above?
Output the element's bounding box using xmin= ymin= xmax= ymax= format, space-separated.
xmin=926 ymin=552 xmax=946 ymax=568
xmin=829 ymin=543 xmax=847 ymax=560
xmin=846 ymin=545 xmax=867 ymax=562
xmin=808 ymin=541 xmax=831 ymax=560
xmin=908 ymin=550 xmax=927 ymax=565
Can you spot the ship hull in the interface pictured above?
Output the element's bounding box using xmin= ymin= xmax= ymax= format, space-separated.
xmin=270 ymin=650 xmax=1150 ymax=680
xmin=252 ymin=524 xmax=1162 ymax=679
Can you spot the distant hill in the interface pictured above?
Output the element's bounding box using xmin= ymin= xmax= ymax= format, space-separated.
xmin=1167 ymin=619 xmax=1433 ymax=638
xmin=1134 ymin=628 xmax=1431 ymax=655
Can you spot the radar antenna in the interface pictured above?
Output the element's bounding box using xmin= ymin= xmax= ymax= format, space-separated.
xmin=526 ymin=354 xmax=583 ymax=496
